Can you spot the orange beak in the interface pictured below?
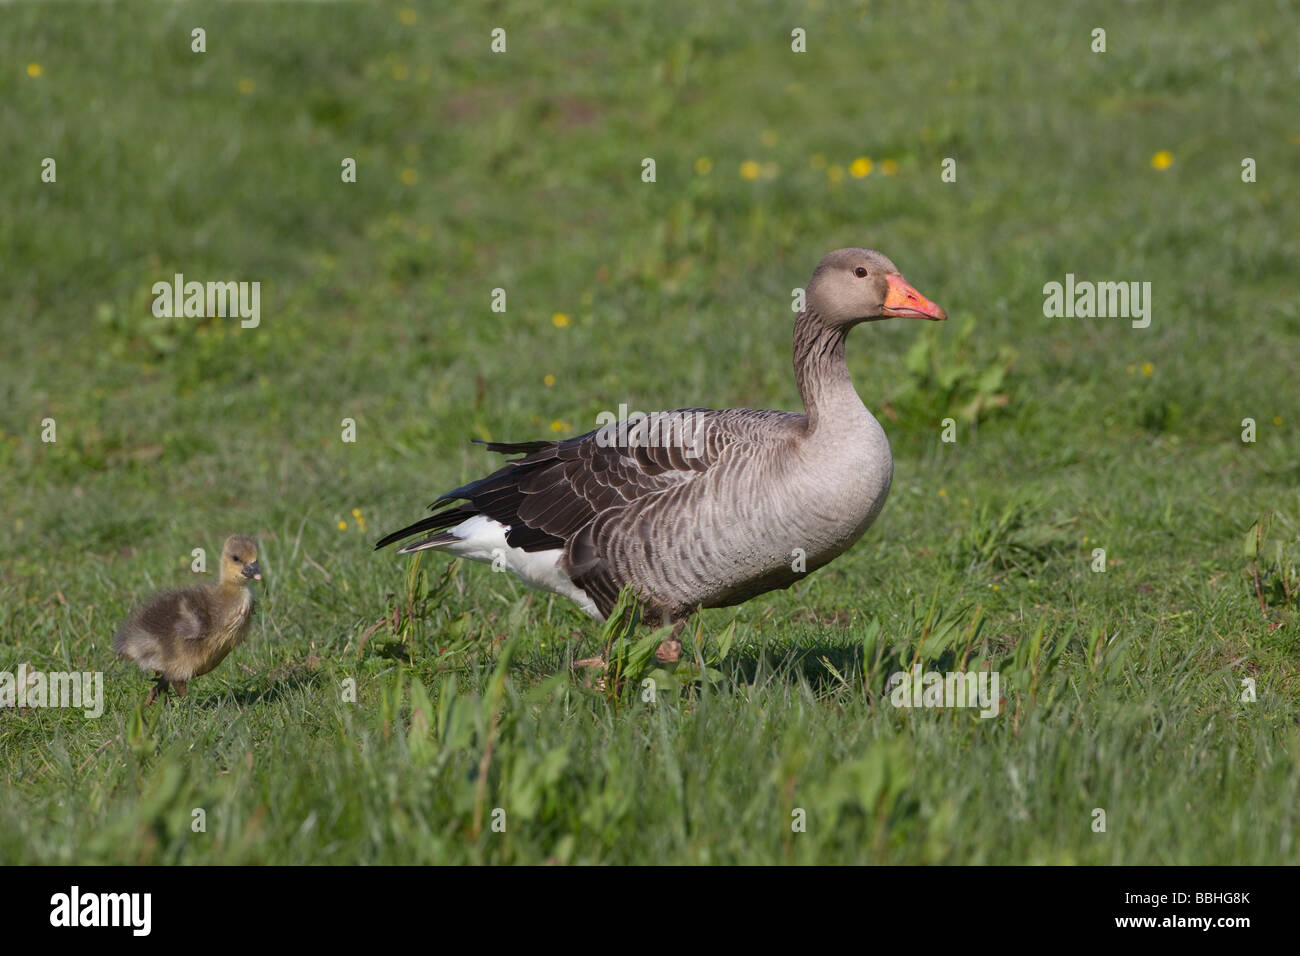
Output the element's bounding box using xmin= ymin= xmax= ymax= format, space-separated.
xmin=881 ymin=273 xmax=947 ymax=320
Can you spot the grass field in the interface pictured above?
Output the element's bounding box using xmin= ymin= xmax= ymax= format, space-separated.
xmin=2 ymin=0 xmax=1298 ymax=864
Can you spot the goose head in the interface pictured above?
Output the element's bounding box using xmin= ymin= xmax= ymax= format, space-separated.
xmin=220 ymin=534 xmax=262 ymax=585
xmin=806 ymin=248 xmax=947 ymax=327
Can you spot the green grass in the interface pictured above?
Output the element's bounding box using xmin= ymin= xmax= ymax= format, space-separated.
xmin=2 ymin=0 xmax=1298 ymax=864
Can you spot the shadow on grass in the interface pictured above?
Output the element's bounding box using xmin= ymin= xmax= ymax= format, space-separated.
xmin=709 ymin=642 xmax=980 ymax=695
xmin=205 ymin=662 xmax=322 ymax=708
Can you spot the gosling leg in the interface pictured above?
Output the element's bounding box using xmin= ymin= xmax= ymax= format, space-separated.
xmin=145 ymin=674 xmax=169 ymax=707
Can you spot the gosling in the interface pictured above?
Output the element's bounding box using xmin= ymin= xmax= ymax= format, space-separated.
xmin=113 ymin=534 xmax=262 ymax=705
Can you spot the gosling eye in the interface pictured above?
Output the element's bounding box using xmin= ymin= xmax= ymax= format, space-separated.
xmin=854 ymin=267 xmax=868 ymax=278
xmin=231 ymin=555 xmax=241 ymax=563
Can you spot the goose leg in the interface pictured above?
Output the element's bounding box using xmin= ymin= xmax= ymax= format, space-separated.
xmin=172 ymin=680 xmax=188 ymax=699
xmin=574 ymin=610 xmax=686 ymax=669
xmin=655 ymin=619 xmax=686 ymax=664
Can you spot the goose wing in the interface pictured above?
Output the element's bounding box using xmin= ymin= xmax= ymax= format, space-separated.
xmin=376 ymin=408 xmax=803 ymax=614
xmin=138 ymin=589 xmax=211 ymax=641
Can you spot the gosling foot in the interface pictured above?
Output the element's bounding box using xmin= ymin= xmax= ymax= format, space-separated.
xmin=144 ymin=675 xmax=169 ymax=707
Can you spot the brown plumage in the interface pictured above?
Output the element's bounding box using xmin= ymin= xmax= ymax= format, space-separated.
xmin=378 ymin=248 xmax=946 ymax=662
xmin=113 ymin=534 xmax=262 ymax=705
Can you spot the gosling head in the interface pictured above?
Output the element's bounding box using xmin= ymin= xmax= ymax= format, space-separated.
xmin=806 ymin=248 xmax=947 ymax=328
xmin=219 ymin=534 xmax=262 ymax=586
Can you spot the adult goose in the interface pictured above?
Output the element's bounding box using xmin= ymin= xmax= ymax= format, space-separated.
xmin=377 ymin=248 xmax=945 ymax=661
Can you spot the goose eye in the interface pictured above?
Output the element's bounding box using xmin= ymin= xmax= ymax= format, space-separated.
xmin=231 ymin=555 xmax=241 ymax=562
xmin=854 ymin=267 xmax=868 ymax=278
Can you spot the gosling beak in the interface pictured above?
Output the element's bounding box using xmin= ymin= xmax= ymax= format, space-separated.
xmin=881 ymin=273 xmax=947 ymax=320
xmin=242 ymin=561 xmax=262 ymax=581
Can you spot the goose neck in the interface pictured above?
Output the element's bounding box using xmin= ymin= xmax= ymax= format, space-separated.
xmin=793 ymin=309 xmax=863 ymax=434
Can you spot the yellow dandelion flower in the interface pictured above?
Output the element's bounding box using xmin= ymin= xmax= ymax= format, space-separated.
xmin=400 ymin=168 xmax=418 ymax=185
xmin=551 ymin=312 xmax=570 ymax=328
xmin=850 ymin=156 xmax=873 ymax=178
xmin=1273 ymin=416 xmax=1283 ymax=425
xmin=739 ymin=160 xmax=761 ymax=180
xmin=694 ymin=156 xmax=713 ymax=175
xmin=26 ymin=63 xmax=42 ymax=78
xmin=827 ymin=165 xmax=845 ymax=183
xmin=543 ymin=374 xmax=556 ymax=387
xmin=992 ymin=584 xmax=1000 ymax=591
xmin=550 ymin=420 xmax=569 ymax=433
xmin=938 ymin=488 xmax=947 ymax=498
xmin=881 ymin=159 xmax=900 ymax=176
xmin=392 ymin=64 xmax=409 ymax=82
xmin=337 ymin=520 xmax=347 ymax=531
xmin=760 ymin=129 xmax=779 ymax=147
xmin=809 ymin=153 xmax=827 ymax=169
xmin=351 ymin=508 xmax=362 ymax=518
xmin=1151 ymin=150 xmax=1173 ymax=170
xmin=398 ymin=7 xmax=417 ymax=25
xmin=1141 ymin=362 xmax=1154 ymax=376
xmin=237 ymin=78 xmax=255 ymax=95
